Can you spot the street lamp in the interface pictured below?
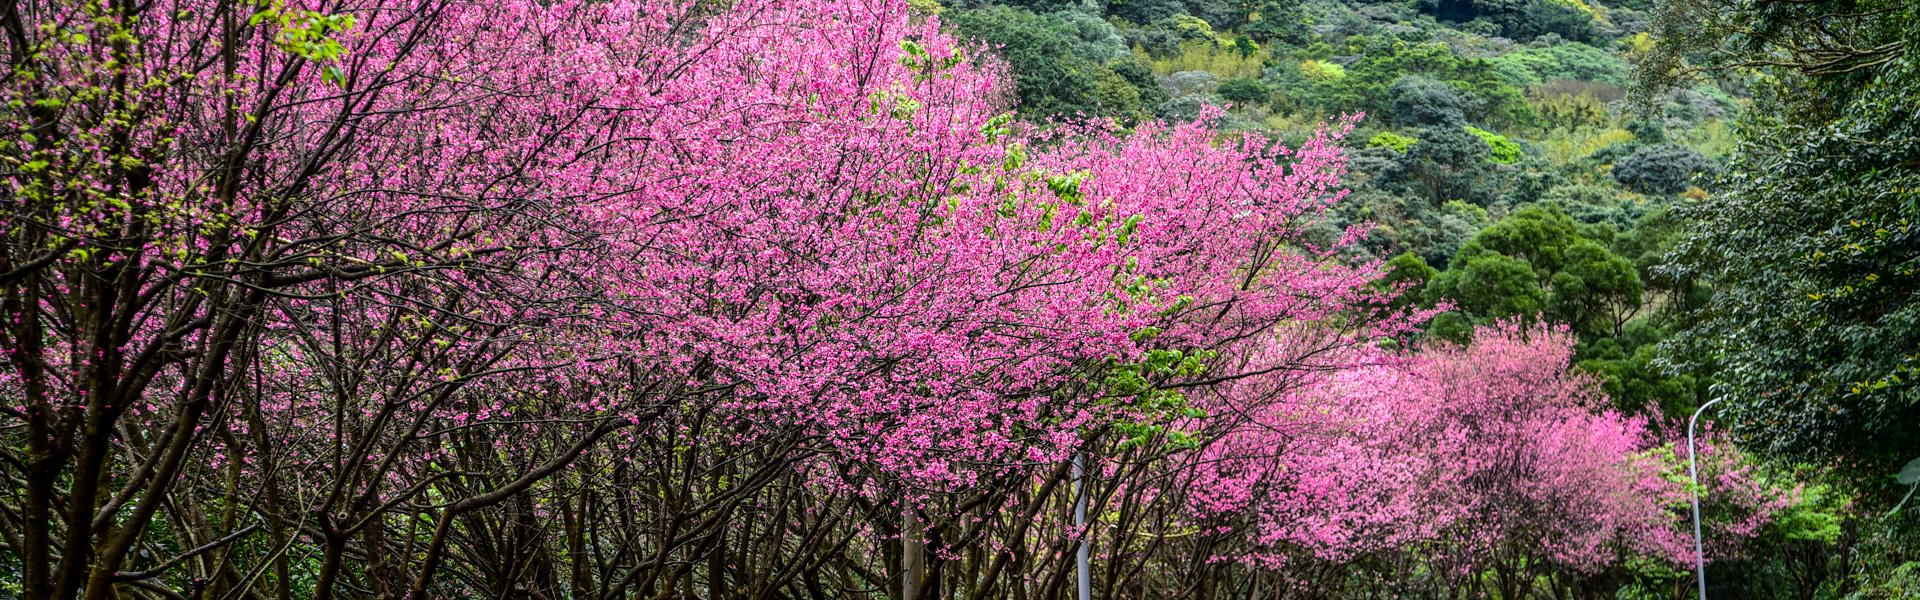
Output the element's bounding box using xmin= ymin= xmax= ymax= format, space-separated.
xmin=1073 ymin=452 xmax=1091 ymax=600
xmin=1687 ymin=396 xmax=1725 ymax=599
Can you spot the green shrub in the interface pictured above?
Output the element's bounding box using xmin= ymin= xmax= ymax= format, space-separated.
xmin=1299 ymin=59 xmax=1345 ymax=81
xmin=1216 ymin=77 xmax=1270 ymax=106
xmin=1369 ymin=131 xmax=1419 ymax=153
xmin=1390 ymin=76 xmax=1469 ymax=126
xmin=1466 ymin=125 xmax=1522 ymax=163
xmin=1612 ymin=143 xmax=1718 ymax=194
xmin=1492 ymin=42 xmax=1629 ymax=86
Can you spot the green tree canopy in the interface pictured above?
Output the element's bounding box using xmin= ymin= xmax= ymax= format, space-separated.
xmin=1653 ymin=0 xmax=1920 ymax=496
xmin=945 ymin=5 xmax=1162 ymax=120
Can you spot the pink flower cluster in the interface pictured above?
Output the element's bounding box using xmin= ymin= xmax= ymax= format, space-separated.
xmin=1178 ymin=323 xmax=1790 ymax=580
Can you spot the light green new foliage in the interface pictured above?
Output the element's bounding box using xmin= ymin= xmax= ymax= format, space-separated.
xmin=1098 ymin=336 xmax=1216 ymax=451
xmin=249 ymin=0 xmax=357 ymax=85
xmin=1772 ymin=483 xmax=1849 ymax=543
xmin=1368 ymin=131 xmax=1417 ymax=153
xmin=1300 ymin=59 xmax=1346 ymax=81
xmin=1466 ymin=126 xmax=1521 ymax=164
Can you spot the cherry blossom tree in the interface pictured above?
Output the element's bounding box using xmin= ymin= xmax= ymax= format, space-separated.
xmin=0 ymin=0 xmax=1413 ymax=597
xmin=0 ymin=0 xmax=1802 ymax=596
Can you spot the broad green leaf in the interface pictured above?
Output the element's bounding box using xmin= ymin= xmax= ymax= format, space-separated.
xmin=1898 ymin=457 xmax=1920 ymax=485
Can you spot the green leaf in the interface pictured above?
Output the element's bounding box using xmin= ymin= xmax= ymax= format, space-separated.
xmin=1898 ymin=456 xmax=1920 ymax=485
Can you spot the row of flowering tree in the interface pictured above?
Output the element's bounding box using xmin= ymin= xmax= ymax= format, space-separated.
xmin=0 ymin=0 xmax=1789 ymax=598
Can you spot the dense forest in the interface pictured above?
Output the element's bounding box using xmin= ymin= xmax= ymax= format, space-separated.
xmin=0 ymin=0 xmax=1913 ymax=598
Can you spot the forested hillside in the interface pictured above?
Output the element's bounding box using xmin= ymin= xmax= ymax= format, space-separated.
xmin=0 ymin=0 xmax=1912 ymax=598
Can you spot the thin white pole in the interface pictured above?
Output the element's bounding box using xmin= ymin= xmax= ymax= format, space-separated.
xmin=1687 ymin=397 xmax=1724 ymax=600
xmin=1074 ymin=453 xmax=1090 ymax=600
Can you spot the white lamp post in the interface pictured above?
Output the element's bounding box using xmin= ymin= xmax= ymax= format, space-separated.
xmin=1686 ymin=397 xmax=1725 ymax=599
xmin=1073 ymin=453 xmax=1090 ymax=600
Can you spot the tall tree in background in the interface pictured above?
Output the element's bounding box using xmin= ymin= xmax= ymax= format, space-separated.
xmin=1645 ymin=0 xmax=1920 ymax=499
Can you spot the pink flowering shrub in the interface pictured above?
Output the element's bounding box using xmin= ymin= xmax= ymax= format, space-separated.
xmin=1167 ymin=323 xmax=1785 ymax=596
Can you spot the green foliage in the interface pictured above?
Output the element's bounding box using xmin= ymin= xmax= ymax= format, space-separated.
xmin=1216 ymin=77 xmax=1270 ymax=106
xmin=1546 ymin=239 xmax=1642 ymax=336
xmin=1612 ymin=143 xmax=1716 ymax=195
xmin=1239 ymin=0 xmax=1307 ymax=44
xmin=1390 ymin=76 xmax=1468 ymax=126
xmin=1534 ymin=126 xmax=1635 ymax=166
xmin=1143 ymin=39 xmax=1267 ymax=79
xmin=1527 ymin=81 xmax=1619 ymax=130
xmin=1465 ymin=125 xmax=1521 ymax=163
xmin=1577 ymin=329 xmax=1700 ymax=415
xmin=1503 ymin=154 xmax=1570 ymax=204
xmin=249 ymin=0 xmax=357 ymax=85
xmin=1415 ymin=0 xmax=1596 ymax=41
xmin=1457 ymin=205 xmax=1583 ymax=273
xmin=1624 ymin=117 xmax=1669 ymax=144
xmin=1659 ymin=2 xmax=1920 ymax=497
xmin=1613 ymin=206 xmax=1697 ymax=289
xmin=1421 ymin=200 xmax=1495 ymax=264
xmin=1428 ymin=252 xmax=1548 ymax=319
xmin=1772 ymin=484 xmax=1850 ymax=544
xmin=1540 ymin=183 xmax=1639 ymax=230
xmin=945 ymin=6 xmax=1156 ymax=120
xmin=1398 ymin=125 xmax=1495 ymax=204
xmin=1425 ymin=310 xmax=1477 ymax=343
xmin=1377 ymin=251 xmax=1439 ymax=309
xmin=1099 ymin=347 xmax=1218 ymax=450
xmin=1298 ymin=59 xmax=1345 ymax=81
xmin=1368 ymin=131 xmax=1417 ymax=153
xmin=1285 ymin=37 xmax=1533 ymax=128
xmin=1427 ymin=206 xmax=1643 ymax=338
xmin=1847 ymin=563 xmax=1920 ymax=600
xmin=1491 ymin=41 xmax=1628 ymax=87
